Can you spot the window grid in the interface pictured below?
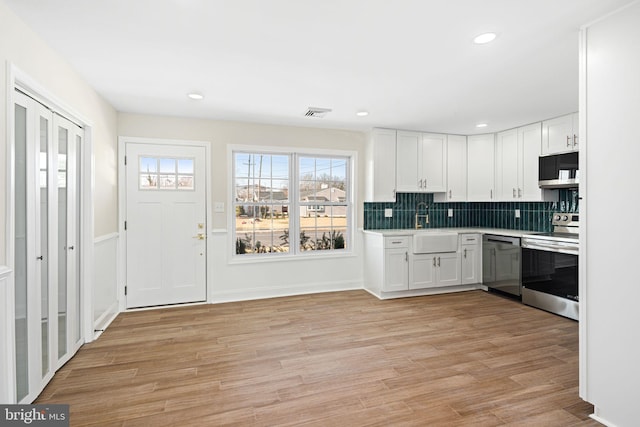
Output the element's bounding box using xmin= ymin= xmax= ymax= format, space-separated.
xmin=139 ymin=156 xmax=195 ymax=191
xmin=233 ymin=151 xmax=351 ymax=256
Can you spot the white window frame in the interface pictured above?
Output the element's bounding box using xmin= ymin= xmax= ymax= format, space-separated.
xmin=229 ymin=145 xmax=356 ymax=262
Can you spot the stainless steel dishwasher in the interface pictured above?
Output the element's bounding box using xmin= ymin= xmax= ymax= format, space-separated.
xmin=482 ymin=234 xmax=522 ymax=297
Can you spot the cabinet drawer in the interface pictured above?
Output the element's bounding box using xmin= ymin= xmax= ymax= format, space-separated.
xmin=461 ymin=234 xmax=479 ymax=245
xmin=385 ymin=236 xmax=409 ymax=248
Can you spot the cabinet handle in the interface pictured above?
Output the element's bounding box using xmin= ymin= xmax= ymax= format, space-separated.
xmin=567 ymin=135 xmax=571 ymax=147
xmin=36 ymin=255 xmax=43 ymax=261
xmin=573 ymin=134 xmax=578 ymax=147
xmin=391 ymin=241 xmax=403 ymax=245
xmin=437 ymin=257 xmax=441 ymax=267
xmin=449 ymin=190 xmax=452 ymax=199
xmin=490 ymin=189 xmax=493 ymax=199
xmin=464 ymin=248 xmax=467 ymax=258
xmin=512 ymin=188 xmax=516 ymax=198
xmin=405 ymin=252 xmax=408 ymax=262
xmin=433 ymin=257 xmax=436 ymax=267
xmin=518 ymin=188 xmax=522 ymax=198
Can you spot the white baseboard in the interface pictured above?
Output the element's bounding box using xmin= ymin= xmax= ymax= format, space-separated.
xmin=368 ymin=284 xmax=484 ymax=300
xmin=92 ymin=301 xmax=119 ymax=341
xmin=211 ymin=279 xmax=363 ymax=304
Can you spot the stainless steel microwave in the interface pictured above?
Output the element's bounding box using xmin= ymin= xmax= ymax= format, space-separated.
xmin=538 ymin=152 xmax=579 ymax=188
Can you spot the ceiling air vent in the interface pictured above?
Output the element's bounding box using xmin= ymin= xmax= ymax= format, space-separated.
xmin=304 ymin=107 xmax=332 ymax=118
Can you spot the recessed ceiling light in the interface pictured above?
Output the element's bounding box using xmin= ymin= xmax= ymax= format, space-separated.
xmin=356 ymin=111 xmax=369 ymax=117
xmin=476 ymin=123 xmax=488 ymax=128
xmin=473 ymin=32 xmax=497 ymax=44
xmin=187 ymin=92 xmax=204 ymax=100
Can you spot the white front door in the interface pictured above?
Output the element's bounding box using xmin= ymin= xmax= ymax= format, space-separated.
xmin=125 ymin=142 xmax=207 ymax=308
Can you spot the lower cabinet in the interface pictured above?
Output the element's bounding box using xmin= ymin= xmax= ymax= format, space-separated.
xmin=384 ymin=246 xmax=409 ymax=292
xmin=410 ymin=252 xmax=461 ymax=290
xmin=460 ymin=234 xmax=481 ymax=285
xmin=364 ymin=231 xmax=483 ymax=297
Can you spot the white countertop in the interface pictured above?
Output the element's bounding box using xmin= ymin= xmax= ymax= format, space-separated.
xmin=363 ymin=227 xmax=538 ymax=238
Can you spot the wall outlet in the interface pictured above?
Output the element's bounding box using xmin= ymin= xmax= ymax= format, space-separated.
xmin=384 ymin=208 xmax=393 ymax=218
xmin=515 ymin=209 xmax=521 ymax=219
xmin=448 ymin=209 xmax=454 ymax=218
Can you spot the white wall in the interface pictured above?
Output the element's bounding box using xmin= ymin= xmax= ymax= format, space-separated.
xmin=582 ymin=2 xmax=640 ymax=426
xmin=118 ymin=113 xmax=367 ymax=302
xmin=0 ymin=1 xmax=119 ymax=261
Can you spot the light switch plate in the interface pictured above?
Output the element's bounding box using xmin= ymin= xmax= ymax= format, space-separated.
xmin=448 ymin=209 xmax=454 ymax=218
xmin=515 ymin=209 xmax=521 ymax=218
xmin=214 ymin=202 xmax=225 ymax=213
xmin=384 ymin=208 xmax=393 ymax=218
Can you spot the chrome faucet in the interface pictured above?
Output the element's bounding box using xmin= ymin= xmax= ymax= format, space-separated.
xmin=415 ymin=202 xmax=429 ymax=229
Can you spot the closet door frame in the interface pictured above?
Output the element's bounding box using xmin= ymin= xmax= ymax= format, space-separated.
xmin=4 ymin=64 xmax=95 ymax=404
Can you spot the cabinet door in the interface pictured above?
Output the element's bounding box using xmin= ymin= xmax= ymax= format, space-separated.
xmin=421 ymin=133 xmax=447 ymax=192
xmin=366 ymin=129 xmax=396 ymax=202
xmin=467 ymin=134 xmax=495 ymax=201
xmin=409 ymin=254 xmax=436 ymax=289
xmin=461 ymin=245 xmax=480 ymax=284
xmin=518 ymin=122 xmax=543 ymax=201
xmin=495 ymin=129 xmax=519 ymax=200
xmin=396 ymin=131 xmax=420 ymax=192
xmin=437 ymin=252 xmax=461 ymax=286
xmin=446 ymin=135 xmax=467 ymax=201
xmin=384 ymin=248 xmax=408 ymax=292
xmin=542 ymin=114 xmax=576 ymax=155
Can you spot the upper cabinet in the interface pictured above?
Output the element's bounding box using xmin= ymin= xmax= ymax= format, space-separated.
xmin=365 ymin=128 xmax=397 ymax=202
xmin=467 ymin=133 xmax=495 ymax=201
xmin=495 ymin=123 xmax=545 ymax=201
xmin=434 ymin=135 xmax=467 ymax=202
xmin=396 ymin=131 xmax=446 ymax=193
xmin=542 ymin=112 xmax=579 ymax=155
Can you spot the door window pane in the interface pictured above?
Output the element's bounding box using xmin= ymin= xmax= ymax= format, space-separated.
xmin=40 ymin=116 xmax=49 ymax=376
xmin=139 ymin=157 xmax=194 ymax=190
xmin=15 ymin=103 xmax=29 ymax=401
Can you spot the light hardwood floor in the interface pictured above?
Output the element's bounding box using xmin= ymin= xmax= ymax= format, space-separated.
xmin=36 ymin=290 xmax=600 ymax=426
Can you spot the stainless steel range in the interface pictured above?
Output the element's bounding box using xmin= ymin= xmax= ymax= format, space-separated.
xmin=521 ymin=213 xmax=579 ymax=320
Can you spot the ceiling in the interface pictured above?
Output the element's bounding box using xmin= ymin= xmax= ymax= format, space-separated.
xmin=3 ymin=0 xmax=633 ymax=134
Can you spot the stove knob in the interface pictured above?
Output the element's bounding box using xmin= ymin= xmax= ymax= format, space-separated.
xmin=562 ymin=215 xmax=569 ymax=221
xmin=554 ymin=215 xmax=561 ymax=221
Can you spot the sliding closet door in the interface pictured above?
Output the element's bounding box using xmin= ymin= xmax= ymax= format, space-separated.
xmin=14 ymin=91 xmax=54 ymax=402
xmin=54 ymin=115 xmax=82 ymax=365
xmin=13 ymin=90 xmax=83 ymax=403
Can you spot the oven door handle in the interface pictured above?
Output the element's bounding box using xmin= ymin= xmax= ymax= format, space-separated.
xmin=522 ymin=241 xmax=578 ymax=255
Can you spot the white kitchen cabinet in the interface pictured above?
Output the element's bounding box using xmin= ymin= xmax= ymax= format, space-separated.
xmin=460 ymin=234 xmax=481 ymax=285
xmin=384 ymin=245 xmax=409 ymax=292
xmin=519 ymin=123 xmax=544 ymax=200
xmin=363 ymin=234 xmax=410 ymax=294
xmin=467 ymin=133 xmax=495 ymax=201
xmin=495 ymin=128 xmax=519 ymax=200
xmin=495 ymin=123 xmax=546 ymax=201
xmin=542 ymin=112 xmax=579 ymax=155
xmin=434 ymin=134 xmax=467 ymax=202
xmin=365 ymin=128 xmax=397 ymax=202
xmin=410 ymin=252 xmax=461 ymax=289
xmin=396 ymin=131 xmax=446 ymax=193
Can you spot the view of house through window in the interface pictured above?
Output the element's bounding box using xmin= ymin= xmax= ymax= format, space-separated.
xmin=234 ymin=151 xmax=350 ymax=256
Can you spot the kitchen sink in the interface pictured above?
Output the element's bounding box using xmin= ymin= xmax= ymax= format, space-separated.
xmin=412 ymin=232 xmax=458 ymax=254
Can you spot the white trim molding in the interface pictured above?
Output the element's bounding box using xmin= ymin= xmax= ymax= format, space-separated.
xmin=92 ymin=233 xmax=119 ymax=341
xmin=0 ymin=266 xmax=15 ymax=403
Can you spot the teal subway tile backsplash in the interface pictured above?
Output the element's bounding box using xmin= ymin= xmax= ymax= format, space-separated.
xmin=363 ymin=190 xmax=579 ymax=232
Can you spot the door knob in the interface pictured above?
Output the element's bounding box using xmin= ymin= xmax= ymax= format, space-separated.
xmin=193 ymin=233 xmax=205 ymax=240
